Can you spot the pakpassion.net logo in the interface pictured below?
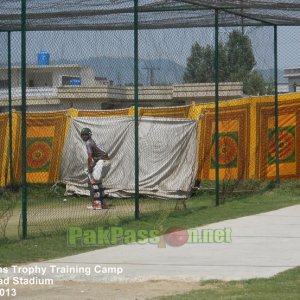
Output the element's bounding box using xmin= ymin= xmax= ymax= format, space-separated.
xmin=67 ymin=226 xmax=232 ymax=247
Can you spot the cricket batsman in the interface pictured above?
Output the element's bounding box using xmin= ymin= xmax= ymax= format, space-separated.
xmin=80 ymin=127 xmax=111 ymax=209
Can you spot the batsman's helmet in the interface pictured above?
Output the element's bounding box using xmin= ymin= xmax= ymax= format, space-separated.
xmin=80 ymin=127 xmax=92 ymax=136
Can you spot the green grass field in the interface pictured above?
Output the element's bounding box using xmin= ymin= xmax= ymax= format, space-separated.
xmin=1 ymin=180 xmax=300 ymax=267
xmin=155 ymin=267 xmax=300 ymax=300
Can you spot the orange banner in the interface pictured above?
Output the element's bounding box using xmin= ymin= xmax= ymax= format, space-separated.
xmin=140 ymin=105 xmax=191 ymax=118
xmin=2 ymin=94 xmax=300 ymax=186
xmin=14 ymin=111 xmax=67 ymax=183
xmin=0 ymin=114 xmax=9 ymax=187
xmin=198 ymin=103 xmax=251 ymax=181
xmin=256 ymin=99 xmax=300 ymax=179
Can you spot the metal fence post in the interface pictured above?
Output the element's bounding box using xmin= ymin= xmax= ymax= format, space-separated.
xmin=21 ymin=0 xmax=27 ymax=239
xmin=134 ymin=0 xmax=140 ymax=219
xmin=215 ymin=9 xmax=220 ymax=206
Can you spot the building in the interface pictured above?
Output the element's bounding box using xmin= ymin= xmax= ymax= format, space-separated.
xmin=0 ymin=64 xmax=107 ymax=89
xmin=0 ymin=64 xmax=244 ymax=112
xmin=284 ymin=67 xmax=300 ymax=93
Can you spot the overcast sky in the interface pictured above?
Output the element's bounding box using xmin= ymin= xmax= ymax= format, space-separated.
xmin=1 ymin=26 xmax=299 ymax=71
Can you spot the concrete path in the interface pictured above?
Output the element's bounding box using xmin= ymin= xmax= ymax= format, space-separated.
xmin=3 ymin=205 xmax=300 ymax=283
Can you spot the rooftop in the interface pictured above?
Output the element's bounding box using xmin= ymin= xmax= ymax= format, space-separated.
xmin=0 ymin=82 xmax=244 ymax=105
xmin=0 ymin=64 xmax=89 ymax=71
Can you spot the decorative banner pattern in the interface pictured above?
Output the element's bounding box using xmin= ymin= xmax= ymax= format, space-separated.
xmin=256 ymin=100 xmax=300 ymax=179
xmin=26 ymin=137 xmax=53 ymax=172
xmin=211 ymin=132 xmax=239 ymax=168
xmin=140 ymin=105 xmax=191 ymax=118
xmin=199 ymin=103 xmax=250 ymax=181
xmin=0 ymin=114 xmax=9 ymax=187
xmin=3 ymin=94 xmax=300 ymax=187
xmin=14 ymin=111 xmax=67 ymax=183
xmin=268 ymin=127 xmax=295 ymax=164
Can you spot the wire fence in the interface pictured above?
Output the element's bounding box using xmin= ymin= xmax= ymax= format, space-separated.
xmin=1 ymin=6 xmax=300 ymax=240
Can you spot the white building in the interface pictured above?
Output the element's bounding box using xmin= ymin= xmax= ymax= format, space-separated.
xmin=284 ymin=67 xmax=300 ymax=92
xmin=0 ymin=64 xmax=107 ymax=89
xmin=0 ymin=64 xmax=244 ymax=112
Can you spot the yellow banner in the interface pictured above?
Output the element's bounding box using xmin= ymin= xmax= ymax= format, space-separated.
xmin=14 ymin=111 xmax=67 ymax=183
xmin=2 ymin=93 xmax=300 ymax=186
xmin=0 ymin=114 xmax=9 ymax=187
xmin=255 ymin=98 xmax=300 ymax=179
xmin=140 ymin=105 xmax=191 ymax=118
xmin=197 ymin=102 xmax=251 ymax=181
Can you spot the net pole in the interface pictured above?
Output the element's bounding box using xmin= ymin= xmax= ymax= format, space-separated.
xmin=274 ymin=25 xmax=280 ymax=187
xmin=134 ymin=0 xmax=140 ymax=219
xmin=214 ymin=9 xmax=220 ymax=206
xmin=7 ymin=31 xmax=14 ymax=189
xmin=21 ymin=0 xmax=27 ymax=239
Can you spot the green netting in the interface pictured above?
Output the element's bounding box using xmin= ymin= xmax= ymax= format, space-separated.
xmin=0 ymin=1 xmax=300 ymax=32
xmin=0 ymin=2 xmax=300 ymax=240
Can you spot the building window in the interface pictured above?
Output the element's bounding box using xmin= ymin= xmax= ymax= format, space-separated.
xmin=62 ymin=76 xmax=81 ymax=86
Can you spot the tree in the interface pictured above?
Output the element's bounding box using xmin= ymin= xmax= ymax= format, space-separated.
xmin=243 ymin=71 xmax=266 ymax=95
xmin=266 ymin=81 xmax=275 ymax=95
xmin=183 ymin=30 xmax=268 ymax=95
xmin=183 ymin=42 xmax=227 ymax=83
xmin=183 ymin=42 xmax=207 ymax=83
xmin=218 ymin=42 xmax=229 ymax=82
xmin=201 ymin=45 xmax=215 ymax=82
xmin=226 ymin=30 xmax=256 ymax=82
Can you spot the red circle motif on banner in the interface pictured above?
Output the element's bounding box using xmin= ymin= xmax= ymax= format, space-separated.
xmin=27 ymin=142 xmax=52 ymax=169
xmin=211 ymin=136 xmax=238 ymax=165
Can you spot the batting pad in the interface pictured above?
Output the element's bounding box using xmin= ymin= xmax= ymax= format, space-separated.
xmin=60 ymin=116 xmax=198 ymax=199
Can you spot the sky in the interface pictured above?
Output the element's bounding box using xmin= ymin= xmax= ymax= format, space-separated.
xmin=0 ymin=26 xmax=300 ymax=74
